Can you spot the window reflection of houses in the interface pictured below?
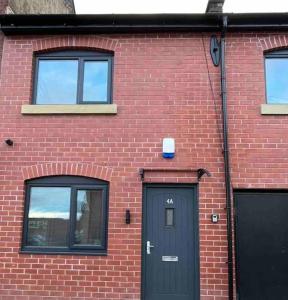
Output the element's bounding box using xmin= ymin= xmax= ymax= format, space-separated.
xmin=28 ymin=218 xmax=68 ymax=247
xmin=75 ymin=190 xmax=103 ymax=246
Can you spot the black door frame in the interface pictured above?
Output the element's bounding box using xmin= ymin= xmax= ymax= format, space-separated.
xmin=141 ymin=183 xmax=200 ymax=300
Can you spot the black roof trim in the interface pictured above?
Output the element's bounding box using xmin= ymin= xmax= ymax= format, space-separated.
xmin=1 ymin=13 xmax=288 ymax=35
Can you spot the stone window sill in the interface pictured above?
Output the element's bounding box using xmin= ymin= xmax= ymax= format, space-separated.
xmin=261 ymin=104 xmax=288 ymax=115
xmin=21 ymin=104 xmax=117 ymax=115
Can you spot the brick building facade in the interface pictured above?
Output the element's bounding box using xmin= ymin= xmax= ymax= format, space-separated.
xmin=0 ymin=13 xmax=288 ymax=300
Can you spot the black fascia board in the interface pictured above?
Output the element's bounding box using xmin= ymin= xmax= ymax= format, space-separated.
xmin=1 ymin=13 xmax=288 ymax=35
xmin=0 ymin=14 xmax=221 ymax=35
xmin=228 ymin=13 xmax=288 ymax=30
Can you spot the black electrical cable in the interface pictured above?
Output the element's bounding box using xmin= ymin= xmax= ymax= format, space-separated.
xmin=202 ymin=23 xmax=234 ymax=299
xmin=201 ymin=34 xmax=223 ymax=144
xmin=220 ymin=16 xmax=234 ymax=300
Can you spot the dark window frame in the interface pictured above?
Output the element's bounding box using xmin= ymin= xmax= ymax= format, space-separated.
xmin=21 ymin=175 xmax=109 ymax=255
xmin=264 ymin=49 xmax=288 ymax=104
xmin=32 ymin=50 xmax=113 ymax=105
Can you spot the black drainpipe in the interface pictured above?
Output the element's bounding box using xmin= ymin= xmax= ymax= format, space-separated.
xmin=220 ymin=15 xmax=234 ymax=300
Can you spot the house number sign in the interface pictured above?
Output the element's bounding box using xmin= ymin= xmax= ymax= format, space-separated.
xmin=166 ymin=199 xmax=173 ymax=204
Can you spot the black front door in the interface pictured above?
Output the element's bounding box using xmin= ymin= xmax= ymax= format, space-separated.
xmin=142 ymin=185 xmax=199 ymax=300
xmin=235 ymin=191 xmax=288 ymax=300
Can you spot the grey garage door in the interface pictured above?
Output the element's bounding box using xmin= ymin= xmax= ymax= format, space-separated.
xmin=234 ymin=191 xmax=288 ymax=300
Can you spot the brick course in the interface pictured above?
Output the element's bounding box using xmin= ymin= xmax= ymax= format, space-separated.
xmin=0 ymin=31 xmax=287 ymax=299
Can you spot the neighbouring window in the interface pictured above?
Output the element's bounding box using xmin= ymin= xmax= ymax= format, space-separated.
xmin=22 ymin=176 xmax=108 ymax=254
xmin=265 ymin=50 xmax=288 ymax=104
xmin=33 ymin=50 xmax=113 ymax=104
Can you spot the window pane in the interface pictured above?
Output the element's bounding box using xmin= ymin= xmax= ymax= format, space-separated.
xmin=27 ymin=187 xmax=71 ymax=247
xmin=36 ymin=60 xmax=78 ymax=104
xmin=266 ymin=58 xmax=288 ymax=104
xmin=74 ymin=190 xmax=103 ymax=246
xmin=83 ymin=61 xmax=108 ymax=102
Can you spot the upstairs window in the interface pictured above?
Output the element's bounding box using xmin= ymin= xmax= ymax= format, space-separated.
xmin=22 ymin=176 xmax=109 ymax=255
xmin=33 ymin=50 xmax=113 ymax=104
xmin=265 ymin=50 xmax=288 ymax=104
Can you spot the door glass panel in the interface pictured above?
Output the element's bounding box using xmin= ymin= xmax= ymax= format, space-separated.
xmin=27 ymin=187 xmax=71 ymax=247
xmin=74 ymin=189 xmax=103 ymax=246
xmin=165 ymin=208 xmax=174 ymax=226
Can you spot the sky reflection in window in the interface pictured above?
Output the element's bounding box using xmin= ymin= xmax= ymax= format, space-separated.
xmin=36 ymin=60 xmax=78 ymax=104
xmin=266 ymin=58 xmax=288 ymax=104
xmin=27 ymin=187 xmax=71 ymax=247
xmin=29 ymin=187 xmax=71 ymax=220
xmin=83 ymin=61 xmax=108 ymax=102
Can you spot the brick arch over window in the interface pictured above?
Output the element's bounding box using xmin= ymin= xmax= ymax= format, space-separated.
xmin=21 ymin=163 xmax=113 ymax=182
xmin=32 ymin=35 xmax=119 ymax=53
xmin=258 ymin=35 xmax=288 ymax=51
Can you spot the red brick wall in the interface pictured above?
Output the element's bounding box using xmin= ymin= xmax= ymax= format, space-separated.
xmin=0 ymin=31 xmax=287 ymax=299
xmin=226 ymin=33 xmax=288 ymax=189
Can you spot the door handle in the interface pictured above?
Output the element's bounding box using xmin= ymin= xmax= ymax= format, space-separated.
xmin=146 ymin=241 xmax=154 ymax=254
